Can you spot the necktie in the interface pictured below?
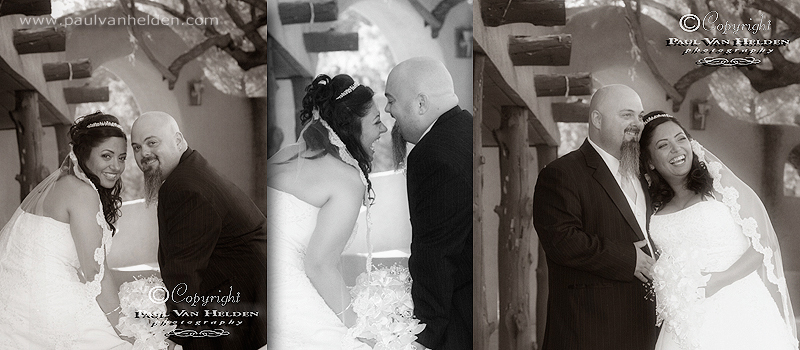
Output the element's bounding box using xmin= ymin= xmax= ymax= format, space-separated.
xmin=620 ymin=174 xmax=638 ymax=204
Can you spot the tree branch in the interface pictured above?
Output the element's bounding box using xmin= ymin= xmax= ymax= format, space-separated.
xmin=750 ymin=0 xmax=800 ymax=34
xmin=119 ymin=0 xmax=177 ymax=85
xmin=641 ymin=0 xmax=681 ymax=22
xmin=168 ymin=33 xmax=232 ymax=88
xmin=240 ymin=0 xmax=265 ymax=13
xmin=623 ymin=0 xmax=684 ymax=111
xmin=224 ymin=0 xmax=266 ymax=51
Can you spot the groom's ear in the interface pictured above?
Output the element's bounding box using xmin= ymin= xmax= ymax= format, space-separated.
xmin=416 ymin=93 xmax=428 ymax=115
xmin=590 ymin=110 xmax=602 ymax=129
xmin=174 ymin=131 xmax=186 ymax=149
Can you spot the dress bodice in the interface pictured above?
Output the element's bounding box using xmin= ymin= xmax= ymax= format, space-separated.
xmin=0 ymin=210 xmax=81 ymax=276
xmin=651 ymin=200 xmax=749 ymax=272
xmin=267 ymin=187 xmax=320 ymax=272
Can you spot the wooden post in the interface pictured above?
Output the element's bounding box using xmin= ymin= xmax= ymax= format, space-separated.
xmin=535 ymin=145 xmax=557 ymax=350
xmin=303 ymin=32 xmax=358 ymax=52
xmin=11 ymin=91 xmax=47 ymax=201
xmin=534 ymin=73 xmax=592 ymax=97
xmin=13 ymin=27 xmax=66 ymax=54
xmin=481 ymin=0 xmax=566 ymax=27
xmin=266 ymin=39 xmax=283 ymax=158
xmin=494 ymin=106 xmax=536 ymax=350
xmin=43 ymin=59 xmax=92 ymax=81
xmin=54 ymin=124 xmax=72 ymax=163
xmin=278 ymin=1 xmax=338 ymax=25
xmin=473 ymin=53 xmax=493 ymax=350
xmin=251 ymin=97 xmax=267 ymax=215
xmin=291 ymin=77 xmax=312 ymax=140
xmin=509 ymin=35 xmax=571 ymax=66
xmin=64 ymin=87 xmax=110 ymax=104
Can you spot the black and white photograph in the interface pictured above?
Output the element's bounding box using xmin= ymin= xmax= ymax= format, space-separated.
xmin=0 ymin=0 xmax=266 ymax=348
xmin=267 ymin=0 xmax=472 ymax=349
xmin=474 ymin=0 xmax=800 ymax=349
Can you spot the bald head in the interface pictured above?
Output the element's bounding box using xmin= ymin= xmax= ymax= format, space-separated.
xmin=131 ymin=111 xmax=187 ymax=181
xmin=587 ymin=84 xmax=644 ymax=158
xmin=385 ymin=57 xmax=459 ymax=144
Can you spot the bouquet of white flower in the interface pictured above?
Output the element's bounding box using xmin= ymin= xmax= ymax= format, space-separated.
xmin=347 ymin=264 xmax=426 ymax=350
xmin=116 ymin=275 xmax=177 ymax=350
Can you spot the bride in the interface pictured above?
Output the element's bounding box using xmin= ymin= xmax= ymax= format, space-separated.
xmin=639 ymin=111 xmax=798 ymax=350
xmin=267 ymin=73 xmax=387 ymax=349
xmin=0 ymin=112 xmax=132 ymax=348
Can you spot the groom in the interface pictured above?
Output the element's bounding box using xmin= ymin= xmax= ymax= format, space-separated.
xmin=532 ymin=84 xmax=657 ymax=349
xmin=385 ymin=57 xmax=472 ymax=350
xmin=131 ymin=112 xmax=267 ymax=350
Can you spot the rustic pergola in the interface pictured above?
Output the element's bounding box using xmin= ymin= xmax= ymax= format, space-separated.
xmin=1 ymin=2 xmax=110 ymax=201
xmin=474 ymin=0 xmax=594 ymax=349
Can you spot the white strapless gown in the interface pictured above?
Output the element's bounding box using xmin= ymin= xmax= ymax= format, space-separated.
xmin=0 ymin=210 xmax=131 ymax=349
xmin=267 ymin=187 xmax=371 ymax=350
xmin=651 ymin=200 xmax=796 ymax=350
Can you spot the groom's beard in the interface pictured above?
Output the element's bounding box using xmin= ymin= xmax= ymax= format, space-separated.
xmin=391 ymin=124 xmax=407 ymax=170
xmin=142 ymin=163 xmax=162 ymax=207
xmin=620 ymin=139 xmax=640 ymax=179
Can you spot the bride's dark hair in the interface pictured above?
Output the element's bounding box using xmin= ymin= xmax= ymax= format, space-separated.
xmin=299 ymin=74 xmax=375 ymax=201
xmin=69 ymin=111 xmax=126 ymax=234
xmin=638 ymin=111 xmax=713 ymax=211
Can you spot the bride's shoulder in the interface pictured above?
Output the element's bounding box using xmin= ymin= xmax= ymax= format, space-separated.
xmin=52 ymin=174 xmax=99 ymax=203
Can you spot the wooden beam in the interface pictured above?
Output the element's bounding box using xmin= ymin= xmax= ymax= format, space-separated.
xmin=63 ymin=87 xmax=109 ymax=104
xmin=473 ymin=53 xmax=493 ymax=350
xmin=303 ymin=32 xmax=358 ymax=53
xmin=13 ymin=27 xmax=66 ymax=54
xmin=407 ymin=0 xmax=443 ymax=35
xmin=534 ymin=73 xmax=592 ymax=97
xmin=278 ymin=1 xmax=337 ymax=25
xmin=509 ymin=34 xmax=571 ymax=66
xmin=494 ymin=106 xmax=536 ymax=350
xmin=251 ymin=97 xmax=267 ymax=215
xmin=11 ymin=91 xmax=48 ymax=201
xmin=54 ymin=124 xmax=71 ymax=164
xmin=551 ymin=100 xmax=590 ymax=122
xmin=43 ymin=59 xmax=92 ymax=82
xmin=0 ymin=0 xmax=51 ymax=16
xmin=481 ymin=0 xmax=565 ymax=27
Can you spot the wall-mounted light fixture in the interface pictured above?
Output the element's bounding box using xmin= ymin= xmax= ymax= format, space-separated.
xmin=189 ymin=79 xmax=204 ymax=106
xmin=456 ymin=27 xmax=472 ymax=58
xmin=691 ymin=99 xmax=709 ymax=130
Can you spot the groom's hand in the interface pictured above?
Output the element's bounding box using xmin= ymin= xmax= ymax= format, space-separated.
xmin=633 ymin=240 xmax=654 ymax=282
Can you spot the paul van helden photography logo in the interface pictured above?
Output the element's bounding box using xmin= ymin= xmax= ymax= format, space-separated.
xmin=666 ymin=11 xmax=792 ymax=67
xmin=136 ymin=283 xmax=258 ymax=336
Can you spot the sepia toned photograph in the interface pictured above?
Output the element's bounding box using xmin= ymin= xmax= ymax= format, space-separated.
xmin=474 ymin=0 xmax=800 ymax=349
xmin=267 ymin=0 xmax=472 ymax=349
xmin=0 ymin=0 xmax=266 ymax=348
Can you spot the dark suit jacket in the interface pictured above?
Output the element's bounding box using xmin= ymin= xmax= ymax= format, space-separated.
xmin=532 ymin=140 xmax=656 ymax=350
xmin=406 ymin=106 xmax=472 ymax=350
xmin=157 ymin=148 xmax=267 ymax=349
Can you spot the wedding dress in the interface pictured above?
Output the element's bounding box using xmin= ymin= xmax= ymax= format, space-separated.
xmin=0 ymin=153 xmax=131 ymax=349
xmin=650 ymin=199 xmax=796 ymax=350
xmin=266 ymin=187 xmax=371 ymax=350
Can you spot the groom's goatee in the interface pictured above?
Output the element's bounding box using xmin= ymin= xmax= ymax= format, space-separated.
xmin=391 ymin=124 xmax=407 ymax=170
xmin=143 ymin=166 xmax=162 ymax=207
xmin=620 ymin=140 xmax=640 ymax=179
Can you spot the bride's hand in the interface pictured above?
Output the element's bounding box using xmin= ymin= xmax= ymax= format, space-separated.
xmin=700 ymin=272 xmax=722 ymax=297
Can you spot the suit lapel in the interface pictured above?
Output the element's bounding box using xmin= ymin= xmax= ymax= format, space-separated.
xmin=580 ymin=140 xmax=646 ymax=242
